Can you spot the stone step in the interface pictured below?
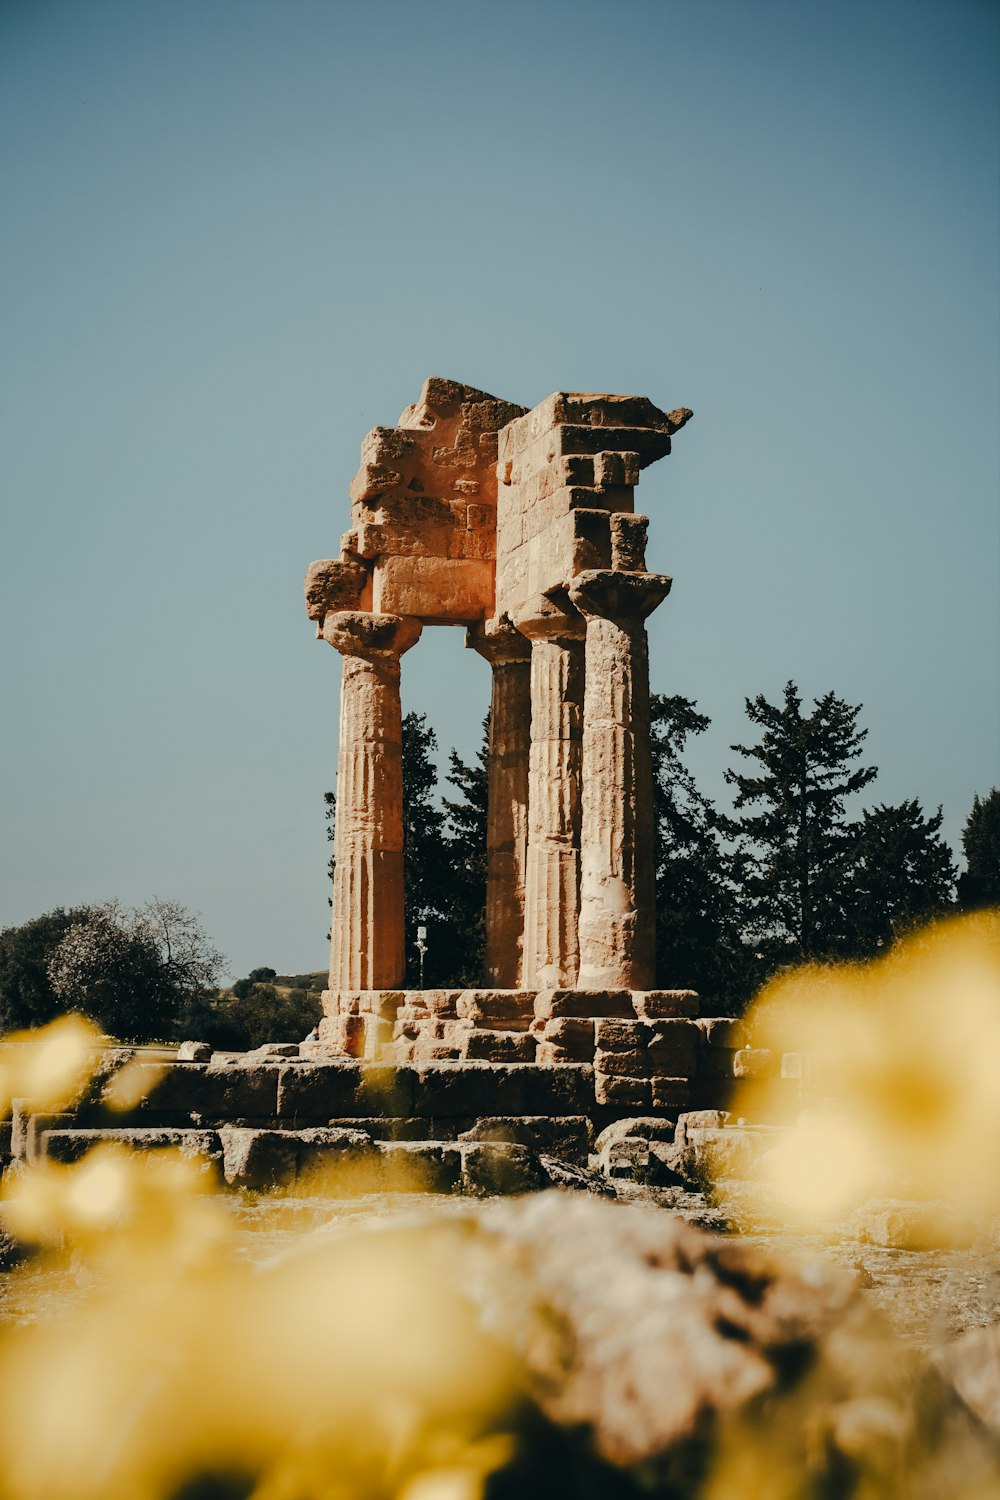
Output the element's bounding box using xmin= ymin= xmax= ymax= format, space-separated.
xmin=109 ymin=1060 xmax=595 ymax=1126
xmin=36 ymin=1126 xmax=578 ymax=1198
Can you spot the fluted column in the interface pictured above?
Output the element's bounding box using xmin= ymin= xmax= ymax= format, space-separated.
xmin=515 ymin=597 xmax=586 ymax=990
xmin=467 ymin=617 xmax=532 ymax=987
xmin=324 ymin=610 xmax=422 ymax=991
xmin=568 ymin=570 xmax=671 ymax=989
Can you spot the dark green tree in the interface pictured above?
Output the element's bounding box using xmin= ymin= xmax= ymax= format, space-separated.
xmin=0 ymin=906 xmax=93 ymax=1033
xmin=721 ymin=682 xmax=878 ymax=967
xmin=844 ymin=800 xmax=957 ymax=954
xmin=958 ymin=788 xmax=1000 ymax=910
xmin=650 ymin=696 xmax=749 ymax=1009
xmin=401 ymin=711 xmax=455 ymax=985
xmin=441 ymin=714 xmax=490 ymax=985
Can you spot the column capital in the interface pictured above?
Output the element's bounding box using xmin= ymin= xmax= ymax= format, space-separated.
xmin=305 ymin=558 xmax=369 ymax=636
xmin=466 ymin=614 xmax=532 ymax=666
xmin=511 ymin=592 xmax=586 ymax=644
xmin=568 ymin=570 xmax=672 ymax=623
xmin=322 ymin=610 xmax=422 ymax=662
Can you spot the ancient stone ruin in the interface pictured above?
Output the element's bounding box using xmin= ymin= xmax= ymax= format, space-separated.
xmin=2 ymin=380 xmax=763 ymax=1195
xmin=302 ymin=377 xmax=750 ymax=1118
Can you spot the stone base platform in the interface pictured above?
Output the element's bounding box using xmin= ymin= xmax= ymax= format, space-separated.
xmin=318 ymin=987 xmax=744 ymax=1113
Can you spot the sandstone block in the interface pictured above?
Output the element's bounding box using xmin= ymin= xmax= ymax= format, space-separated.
xmin=458 ymin=1116 xmax=592 ymax=1163
xmin=592 ymin=1019 xmax=646 ymax=1051
xmin=219 ymin=1128 xmax=298 ymax=1189
xmin=610 ymin=513 xmax=648 ymax=571
xmin=378 ymin=1141 xmax=463 ymax=1194
xmin=411 ymin=1038 xmax=464 ymax=1062
xmin=462 ymin=1031 xmax=537 ymax=1063
xmin=456 ymin=990 xmax=535 ymax=1029
xmin=535 ymin=1042 xmax=580 ymax=1066
xmin=593 ymin=1117 xmax=675 ymax=1152
xmin=674 ymin=1110 xmax=731 ymax=1147
xmin=372 ymin=555 xmax=493 ymax=623
xmin=696 ymin=1017 xmax=744 ymax=1048
xmin=732 ymin=1047 xmax=778 ymax=1080
xmin=541 ymin=1017 xmax=595 ymax=1049
xmin=594 ymin=1072 xmax=650 ymax=1108
xmin=41 ymin=1129 xmax=222 ymax=1166
xmin=535 ymin=990 xmax=634 ymax=1021
xmin=461 ymin=1142 xmax=544 ymax=1197
xmin=411 ymin=1062 xmax=594 ymax=1118
xmin=650 ymin=1078 xmax=692 ymax=1110
xmin=632 ymin=990 xmax=700 ymax=1019
xmin=176 ymin=1041 xmax=212 ymax=1063
xmin=277 ymin=1062 xmax=414 ymax=1122
xmin=138 ymin=1064 xmax=279 ymax=1121
xmin=593 ymin=1047 xmax=650 ymax=1079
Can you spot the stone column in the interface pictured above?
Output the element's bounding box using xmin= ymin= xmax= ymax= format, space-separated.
xmin=568 ymin=570 xmax=671 ymax=990
xmin=515 ymin=597 xmax=587 ymax=990
xmin=323 ymin=610 xmax=422 ymax=991
xmin=467 ymin=617 xmax=532 ymax=988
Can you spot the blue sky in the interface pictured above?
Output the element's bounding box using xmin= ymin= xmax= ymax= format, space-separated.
xmin=2 ymin=0 xmax=997 ymax=979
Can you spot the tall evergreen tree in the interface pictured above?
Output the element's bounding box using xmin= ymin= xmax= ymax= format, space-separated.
xmin=650 ymin=695 xmax=748 ymax=1007
xmin=958 ymin=788 xmax=1000 ymax=910
xmin=721 ymin=681 xmax=877 ymax=966
xmin=441 ymin=713 xmax=490 ymax=985
xmin=400 ymin=711 xmax=453 ymax=985
xmin=844 ymin=800 xmax=956 ymax=954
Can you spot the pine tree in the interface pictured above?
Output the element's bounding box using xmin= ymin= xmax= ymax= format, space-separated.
xmin=650 ymin=695 xmax=748 ymax=1006
xmin=845 ymin=800 xmax=956 ymax=954
xmin=958 ymin=788 xmax=1000 ymax=910
xmin=721 ymin=681 xmax=877 ymax=965
xmin=441 ymin=713 xmax=490 ymax=985
xmin=401 ymin=711 xmax=454 ymax=985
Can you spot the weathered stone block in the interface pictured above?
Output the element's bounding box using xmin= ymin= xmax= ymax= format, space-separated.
xmin=41 ymin=1129 xmax=222 ymax=1166
xmin=696 ymin=1018 xmax=744 ymax=1048
xmin=610 ymin=513 xmax=648 ymax=571
xmin=378 ymin=1141 xmax=463 ymax=1194
xmin=277 ymin=1063 xmax=414 ymax=1122
xmin=632 ymin=990 xmax=700 ymax=1019
xmin=139 ymin=1064 xmax=280 ymax=1121
xmin=541 ymin=1017 xmax=595 ymax=1049
xmin=732 ymin=1047 xmax=778 ymax=1080
xmin=372 ymin=556 xmax=493 ymax=623
xmin=650 ymin=1078 xmax=692 ymax=1110
xmin=460 ymin=1142 xmax=544 ymax=1197
xmin=462 ymin=1030 xmax=537 ymax=1063
xmin=593 ymin=1117 xmax=676 ymax=1152
xmin=535 ymin=990 xmax=634 ymax=1021
xmin=594 ymin=1072 xmax=650 ymax=1108
xmin=594 ymin=1048 xmax=650 ymax=1079
xmin=219 ymin=1128 xmax=298 ymax=1189
xmin=411 ymin=1062 xmax=594 ymax=1117
xmin=458 ymin=1116 xmax=591 ymax=1163
xmin=456 ymin=990 xmax=535 ymax=1029
xmin=176 ymin=1041 xmax=212 ymax=1063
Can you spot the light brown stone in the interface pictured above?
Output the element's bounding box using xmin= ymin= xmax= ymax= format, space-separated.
xmin=308 ymin=380 xmax=696 ymax=1047
xmin=466 ymin=618 xmax=531 ymax=988
xmin=569 ymin=571 xmax=671 ymax=990
xmin=516 ymin=597 xmax=586 ymax=990
xmin=323 ymin=612 xmax=422 ymax=994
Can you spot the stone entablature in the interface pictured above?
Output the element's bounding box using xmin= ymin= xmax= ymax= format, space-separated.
xmin=306 ymin=377 xmax=693 ymax=1021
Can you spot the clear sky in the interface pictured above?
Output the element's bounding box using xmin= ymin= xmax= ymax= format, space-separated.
xmin=2 ymin=0 xmax=997 ymax=980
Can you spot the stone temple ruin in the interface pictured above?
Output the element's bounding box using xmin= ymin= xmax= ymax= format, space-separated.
xmin=303 ymin=377 xmax=741 ymax=1115
xmin=4 ymin=379 xmax=760 ymax=1193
